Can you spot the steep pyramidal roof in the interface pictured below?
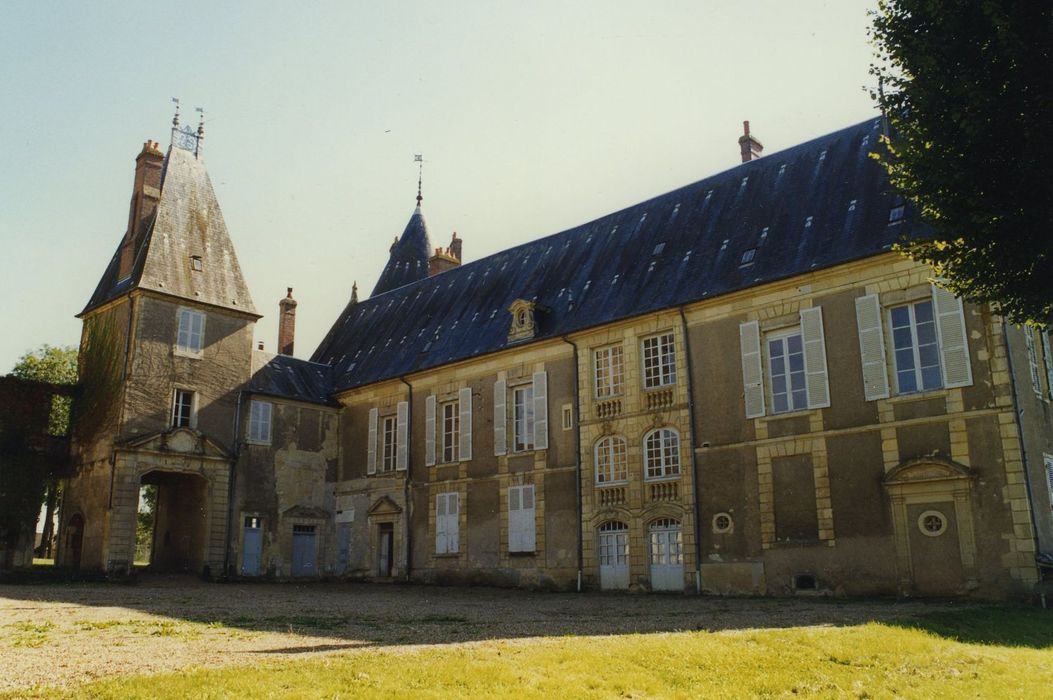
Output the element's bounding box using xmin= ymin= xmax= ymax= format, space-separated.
xmin=370 ymin=205 xmax=432 ymax=296
xmin=313 ymin=117 xmax=924 ymax=392
xmin=82 ymin=137 xmax=257 ymax=317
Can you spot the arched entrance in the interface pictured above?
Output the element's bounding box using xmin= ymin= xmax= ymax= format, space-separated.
xmin=140 ymin=470 xmax=208 ymax=573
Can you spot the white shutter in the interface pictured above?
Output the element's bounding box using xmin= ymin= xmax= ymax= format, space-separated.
xmin=507 ymin=486 xmax=522 ymax=552
xmin=1041 ymin=333 xmax=1053 ymax=400
xmin=459 ymin=387 xmax=473 ymax=461
xmin=931 ymin=285 xmax=973 ymax=388
xmin=532 ymin=371 xmax=548 ymax=450
xmin=447 ymin=492 xmax=459 ymax=553
xmin=739 ymin=321 xmax=765 ymax=418
xmin=494 ymin=380 xmax=507 ymax=456
xmin=855 ymin=294 xmax=890 ymax=400
xmin=396 ymin=400 xmax=409 ymax=471
xmin=425 ymin=394 xmax=436 ymax=467
xmin=521 ymin=485 xmax=536 ymax=551
xmin=800 ymin=307 xmax=831 ymax=408
xmin=435 ymin=494 xmax=447 ymax=554
xmin=367 ymin=407 xmax=378 ymax=475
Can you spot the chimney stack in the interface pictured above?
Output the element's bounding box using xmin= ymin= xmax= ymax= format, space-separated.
xmin=428 ymin=232 xmax=463 ymax=277
xmin=277 ymin=287 xmax=297 ymax=356
xmin=738 ymin=121 xmax=763 ymax=163
xmin=117 ymin=140 xmax=165 ymax=279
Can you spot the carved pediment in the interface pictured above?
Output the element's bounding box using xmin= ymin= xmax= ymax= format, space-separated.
xmin=883 ymin=457 xmax=974 ymax=486
xmin=121 ymin=428 xmax=230 ymax=460
xmin=367 ymin=495 xmax=403 ymax=516
xmin=282 ymin=505 xmax=330 ymax=519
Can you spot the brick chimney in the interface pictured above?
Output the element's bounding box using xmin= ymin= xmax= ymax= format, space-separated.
xmin=277 ymin=287 xmax=297 ymax=356
xmin=738 ymin=121 xmax=763 ymax=163
xmin=117 ymin=140 xmax=164 ymax=279
xmin=428 ymin=232 xmax=462 ymax=277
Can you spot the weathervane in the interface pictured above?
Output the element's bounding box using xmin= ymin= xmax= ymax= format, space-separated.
xmin=415 ymin=154 xmax=423 ymax=206
xmin=171 ymin=97 xmax=181 ymax=127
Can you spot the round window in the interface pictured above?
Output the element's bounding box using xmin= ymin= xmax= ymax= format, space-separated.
xmin=517 ymin=310 xmax=528 ymax=326
xmin=712 ymin=512 xmax=733 ymax=534
xmin=917 ymin=510 xmax=947 ymax=537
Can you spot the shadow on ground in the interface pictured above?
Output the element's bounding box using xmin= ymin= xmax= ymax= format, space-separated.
xmin=1 ymin=574 xmax=1049 ymax=651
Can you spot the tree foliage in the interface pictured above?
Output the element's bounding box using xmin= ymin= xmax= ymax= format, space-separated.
xmin=11 ymin=344 xmax=78 ymax=436
xmin=869 ymin=0 xmax=1053 ymax=325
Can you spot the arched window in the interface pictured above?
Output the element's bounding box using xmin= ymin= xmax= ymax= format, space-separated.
xmin=644 ymin=428 xmax=680 ymax=480
xmin=594 ymin=436 xmax=628 ymax=484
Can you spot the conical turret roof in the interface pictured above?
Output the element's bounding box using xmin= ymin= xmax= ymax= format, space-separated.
xmin=370 ymin=205 xmax=432 ymax=296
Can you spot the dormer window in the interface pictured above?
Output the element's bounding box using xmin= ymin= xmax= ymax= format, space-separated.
xmin=190 ymin=255 xmax=203 ymax=272
xmin=889 ymin=204 xmax=906 ymax=224
xmin=740 ymin=248 xmax=757 ymax=266
xmin=508 ymin=299 xmax=539 ymax=343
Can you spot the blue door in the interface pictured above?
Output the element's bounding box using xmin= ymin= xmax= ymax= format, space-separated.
xmin=292 ymin=525 xmax=316 ymax=576
xmin=241 ymin=517 xmax=262 ymax=576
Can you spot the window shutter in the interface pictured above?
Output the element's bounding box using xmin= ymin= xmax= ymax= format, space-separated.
xmin=367 ymin=407 xmax=378 ymax=475
xmin=458 ymin=387 xmax=473 ymax=461
xmin=508 ymin=486 xmax=521 ymax=551
xmin=739 ymin=321 xmax=765 ymax=418
xmin=396 ymin=400 xmax=409 ymax=471
xmin=1025 ymin=329 xmax=1041 ymax=395
xmin=425 ymin=395 xmax=436 ymax=467
xmin=1042 ymin=333 xmax=1053 ymax=400
xmin=854 ymin=294 xmax=890 ymax=400
xmin=448 ymin=492 xmax=459 ymax=553
xmin=494 ymin=380 xmax=507 ymax=456
xmin=521 ymin=485 xmax=536 ymax=551
xmin=931 ymin=285 xmax=973 ymax=388
xmin=435 ymin=494 xmax=447 ymax=554
xmin=177 ymin=309 xmax=191 ymax=349
xmin=799 ymin=307 xmax=831 ymax=408
xmin=533 ymin=371 xmax=548 ymax=449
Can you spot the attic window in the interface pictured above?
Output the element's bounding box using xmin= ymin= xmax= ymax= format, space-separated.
xmin=740 ymin=248 xmax=757 ymax=266
xmin=190 ymin=255 xmax=203 ymax=271
xmin=889 ymin=205 xmax=906 ymax=224
xmin=739 ymin=176 xmax=749 ymax=189
xmin=778 ymin=164 xmax=787 ymax=176
xmin=804 ymin=216 xmax=814 ymax=228
xmin=848 ymin=199 xmax=857 ymax=212
xmin=653 ymin=242 xmax=666 ymax=255
xmin=861 ymin=135 xmax=870 ymax=147
xmin=818 ymin=150 xmax=827 ymax=162
xmin=507 ymin=299 xmax=539 ymax=343
xmin=720 ymin=239 xmax=729 ymax=251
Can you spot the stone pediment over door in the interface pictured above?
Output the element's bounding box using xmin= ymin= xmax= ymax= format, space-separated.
xmin=121 ymin=428 xmax=231 ymax=460
xmin=367 ymin=495 xmax=402 ymax=517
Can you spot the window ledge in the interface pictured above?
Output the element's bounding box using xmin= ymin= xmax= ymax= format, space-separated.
xmin=245 ymin=439 xmax=272 ymax=447
xmin=434 ymin=553 xmax=461 ymax=559
xmin=756 ymin=408 xmax=821 ymax=423
xmin=885 ymin=389 xmax=948 ymax=404
xmin=174 ymin=349 xmax=203 ymax=360
xmin=643 ymin=475 xmax=681 ymax=483
xmin=595 ymin=481 xmax=628 ymax=488
xmin=508 ymin=551 xmax=536 ymax=557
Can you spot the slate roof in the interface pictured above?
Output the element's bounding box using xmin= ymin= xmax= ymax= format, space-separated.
xmin=312 ymin=117 xmax=924 ymax=393
xmin=82 ymin=142 xmax=257 ymax=317
xmin=371 ymin=206 xmax=432 ymax=296
xmin=245 ymin=353 xmax=338 ymax=407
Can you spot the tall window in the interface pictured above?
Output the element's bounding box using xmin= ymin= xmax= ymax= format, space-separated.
xmin=594 ymin=345 xmax=624 ymax=398
xmin=441 ymin=401 xmax=459 ymax=462
xmin=1024 ymin=328 xmax=1043 ymax=397
xmin=513 ymin=385 xmax=534 ymax=452
xmin=890 ymin=300 xmax=942 ymax=393
xmin=381 ymin=415 xmax=397 ymax=472
xmin=642 ymin=333 xmax=676 ymax=388
xmin=598 ymin=521 xmax=629 ymax=567
xmin=595 ymin=436 xmax=628 ymax=484
xmin=644 ymin=428 xmax=680 ymax=480
xmin=508 ymin=485 xmax=536 ymax=552
xmin=171 ymin=389 xmax=195 ymax=428
xmin=435 ymin=492 xmax=460 ymax=554
xmin=248 ymin=400 xmax=272 ymax=443
xmin=176 ymin=308 xmax=205 ymax=356
xmin=768 ymin=331 xmax=807 ymax=413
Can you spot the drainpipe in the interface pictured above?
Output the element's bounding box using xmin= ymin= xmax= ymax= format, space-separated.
xmin=399 ymin=376 xmax=414 ymax=582
xmin=224 ymin=390 xmax=244 ymax=580
xmin=1000 ymin=319 xmax=1042 ymax=571
xmin=679 ymin=307 xmax=704 ymax=594
xmin=561 ymin=336 xmax=584 ymax=592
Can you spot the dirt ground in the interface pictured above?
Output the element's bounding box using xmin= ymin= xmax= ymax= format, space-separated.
xmin=0 ymin=576 xmax=952 ymax=693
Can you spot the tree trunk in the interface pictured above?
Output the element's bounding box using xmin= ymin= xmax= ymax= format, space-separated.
xmin=35 ymin=480 xmax=58 ymax=559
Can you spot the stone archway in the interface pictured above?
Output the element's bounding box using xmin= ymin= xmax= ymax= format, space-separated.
xmin=883 ymin=458 xmax=978 ymax=596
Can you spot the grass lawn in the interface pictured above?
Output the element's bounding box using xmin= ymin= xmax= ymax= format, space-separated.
xmin=9 ymin=604 xmax=1050 ymax=699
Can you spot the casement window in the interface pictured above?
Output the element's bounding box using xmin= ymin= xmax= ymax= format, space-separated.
xmin=513 ymin=385 xmax=534 ymax=452
xmin=644 ymin=428 xmax=680 ymax=480
xmin=381 ymin=415 xmax=397 ymax=472
xmin=642 ymin=333 xmax=677 ymax=388
xmin=1042 ymin=333 xmax=1053 ymax=401
xmin=176 ymin=308 xmax=205 ymax=356
xmin=854 ymin=286 xmax=972 ymax=400
xmin=496 ymin=372 xmax=547 ymax=455
xmin=248 ymin=400 xmax=272 ymax=444
xmin=594 ymin=345 xmax=625 ymax=398
xmin=740 ymin=307 xmax=830 ymax=418
xmin=767 ymin=330 xmax=808 ymax=414
xmin=595 ymin=436 xmax=628 ymax=484
xmin=435 ymin=492 xmax=460 ymax=554
xmin=598 ymin=521 xmax=629 ymax=567
xmin=508 ymin=484 xmax=536 ymax=552
xmin=1024 ymin=328 xmax=1043 ymax=398
xmin=171 ymin=389 xmax=195 ymax=428
xmin=426 ymin=388 xmax=472 ymax=466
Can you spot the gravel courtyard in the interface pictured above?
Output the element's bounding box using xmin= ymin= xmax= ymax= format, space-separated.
xmin=1 ymin=577 xmax=954 ymax=693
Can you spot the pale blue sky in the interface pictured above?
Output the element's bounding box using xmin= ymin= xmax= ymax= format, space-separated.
xmin=1 ymin=1 xmax=880 ymax=372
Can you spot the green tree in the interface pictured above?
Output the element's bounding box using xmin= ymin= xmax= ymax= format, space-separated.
xmin=9 ymin=344 xmax=78 ymax=559
xmin=869 ymin=0 xmax=1053 ymax=326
